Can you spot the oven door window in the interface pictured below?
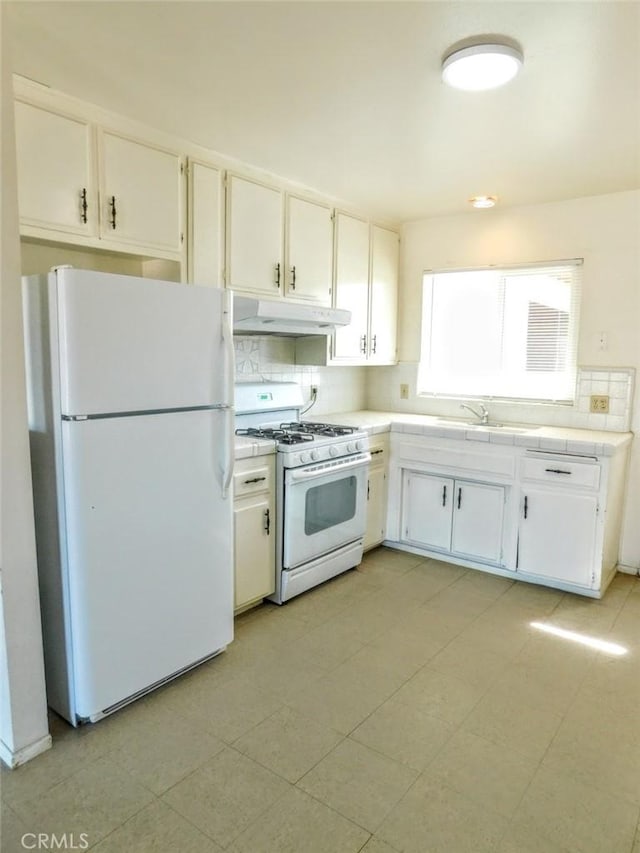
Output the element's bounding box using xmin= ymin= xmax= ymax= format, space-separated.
xmin=305 ymin=475 xmax=357 ymax=535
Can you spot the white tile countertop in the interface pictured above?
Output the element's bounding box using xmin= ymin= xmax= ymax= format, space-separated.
xmin=307 ymin=410 xmax=633 ymax=456
xmin=234 ymin=435 xmax=276 ymax=460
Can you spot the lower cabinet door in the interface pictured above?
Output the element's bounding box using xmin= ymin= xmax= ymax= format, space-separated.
xmin=234 ymin=494 xmax=275 ymax=610
xmin=364 ymin=465 xmax=387 ymax=550
xmin=518 ymin=487 xmax=598 ymax=587
xmin=451 ymin=481 xmax=505 ymax=564
xmin=402 ymin=471 xmax=453 ymax=551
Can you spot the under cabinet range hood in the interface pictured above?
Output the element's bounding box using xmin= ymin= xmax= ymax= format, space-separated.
xmin=232 ymin=293 xmax=351 ymax=336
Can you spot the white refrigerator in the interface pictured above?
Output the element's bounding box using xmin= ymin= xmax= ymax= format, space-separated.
xmin=22 ymin=267 xmax=235 ymax=725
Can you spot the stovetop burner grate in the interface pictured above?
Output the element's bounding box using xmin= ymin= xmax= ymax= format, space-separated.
xmin=280 ymin=421 xmax=357 ymax=437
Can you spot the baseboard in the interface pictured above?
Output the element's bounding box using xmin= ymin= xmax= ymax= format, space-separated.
xmin=0 ymin=732 xmax=52 ymax=769
xmin=617 ymin=563 xmax=640 ymax=577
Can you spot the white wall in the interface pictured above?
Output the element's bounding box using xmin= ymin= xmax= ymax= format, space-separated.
xmin=0 ymin=7 xmax=50 ymax=766
xmin=367 ymin=190 xmax=640 ymax=567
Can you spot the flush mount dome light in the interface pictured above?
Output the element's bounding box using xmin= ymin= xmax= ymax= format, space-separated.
xmin=442 ymin=41 xmax=523 ymax=91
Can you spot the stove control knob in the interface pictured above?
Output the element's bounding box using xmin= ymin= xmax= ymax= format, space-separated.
xmin=299 ymin=452 xmax=309 ymax=464
xmin=310 ymin=450 xmax=320 ymax=461
xmin=356 ymin=440 xmax=365 ymax=451
xmin=329 ymin=446 xmax=339 ymax=457
xmin=347 ymin=442 xmax=355 ymax=453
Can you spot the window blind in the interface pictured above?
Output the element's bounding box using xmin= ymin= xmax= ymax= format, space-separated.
xmin=418 ymin=261 xmax=582 ymax=402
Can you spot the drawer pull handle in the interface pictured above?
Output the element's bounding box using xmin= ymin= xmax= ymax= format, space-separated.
xmin=371 ymin=449 xmax=384 ymax=456
xmin=457 ymin=487 xmax=462 ymax=509
xmin=545 ymin=468 xmax=571 ymax=475
xmin=80 ymin=187 xmax=88 ymax=223
xmin=442 ymin=484 xmax=447 ymax=506
xmin=264 ymin=508 xmax=270 ymax=534
xmin=109 ymin=195 xmax=117 ymax=229
xmin=290 ymin=265 xmax=296 ymax=290
xmin=275 ymin=263 xmax=281 ymax=288
xmin=524 ymin=495 xmax=528 ymax=519
xmin=244 ymin=476 xmax=267 ymax=484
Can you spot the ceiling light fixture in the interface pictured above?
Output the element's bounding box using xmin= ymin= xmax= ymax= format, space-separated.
xmin=469 ymin=195 xmax=497 ymax=209
xmin=442 ymin=40 xmax=523 ymax=91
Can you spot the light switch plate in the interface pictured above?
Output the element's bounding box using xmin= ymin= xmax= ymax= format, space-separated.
xmin=590 ymin=395 xmax=610 ymax=413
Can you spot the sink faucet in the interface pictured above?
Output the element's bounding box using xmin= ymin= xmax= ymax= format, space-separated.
xmin=460 ymin=402 xmax=490 ymax=425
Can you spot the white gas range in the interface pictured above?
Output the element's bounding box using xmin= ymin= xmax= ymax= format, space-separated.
xmin=235 ymin=382 xmax=371 ymax=603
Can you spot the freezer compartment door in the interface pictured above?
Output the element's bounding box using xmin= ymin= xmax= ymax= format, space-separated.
xmin=54 ymin=268 xmax=231 ymax=414
xmin=61 ymin=410 xmax=233 ymax=721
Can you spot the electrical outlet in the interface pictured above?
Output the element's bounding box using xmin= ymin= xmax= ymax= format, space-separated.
xmin=590 ymin=395 xmax=610 ymax=413
xmin=400 ymin=384 xmax=409 ymax=399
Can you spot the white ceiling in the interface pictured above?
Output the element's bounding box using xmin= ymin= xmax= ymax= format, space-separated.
xmin=6 ymin=1 xmax=640 ymax=222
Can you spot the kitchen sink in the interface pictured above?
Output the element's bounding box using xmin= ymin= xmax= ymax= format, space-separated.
xmin=436 ymin=418 xmax=539 ymax=436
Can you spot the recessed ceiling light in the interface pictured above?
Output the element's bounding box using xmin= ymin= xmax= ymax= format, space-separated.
xmin=469 ymin=195 xmax=497 ymax=209
xmin=442 ymin=41 xmax=523 ymax=91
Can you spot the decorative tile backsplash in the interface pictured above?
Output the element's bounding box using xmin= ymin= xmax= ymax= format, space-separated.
xmin=234 ymin=336 xmax=367 ymax=416
xmin=574 ymin=367 xmax=635 ymax=432
xmin=365 ymin=363 xmax=636 ymax=433
xmin=233 ymin=338 xmax=635 ymax=432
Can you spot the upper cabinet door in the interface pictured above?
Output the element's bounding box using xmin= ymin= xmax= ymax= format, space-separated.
xmin=332 ymin=212 xmax=370 ymax=361
xmin=226 ymin=174 xmax=283 ymax=296
xmin=15 ymin=100 xmax=96 ymax=237
xmin=285 ymin=195 xmax=333 ymax=305
xmin=99 ymin=130 xmax=183 ymax=255
xmin=369 ymin=225 xmax=399 ymax=365
xmin=188 ymin=160 xmax=224 ymax=287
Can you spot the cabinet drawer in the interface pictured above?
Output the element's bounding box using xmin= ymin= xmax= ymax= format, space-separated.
xmin=368 ymin=436 xmax=389 ymax=469
xmin=521 ymin=454 xmax=601 ymax=490
xmin=234 ymin=460 xmax=273 ymax=497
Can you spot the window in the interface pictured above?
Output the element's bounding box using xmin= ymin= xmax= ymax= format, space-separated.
xmin=418 ymin=261 xmax=582 ymax=402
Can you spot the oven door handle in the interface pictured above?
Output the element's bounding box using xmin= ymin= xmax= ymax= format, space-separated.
xmin=287 ymin=453 xmax=371 ymax=483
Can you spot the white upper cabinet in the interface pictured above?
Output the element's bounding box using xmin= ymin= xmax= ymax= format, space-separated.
xmin=15 ymin=100 xmax=96 ymax=237
xmin=368 ymin=224 xmax=399 ymax=364
xmin=300 ymin=212 xmax=399 ymax=365
xmin=332 ymin=212 xmax=371 ymax=361
xmin=226 ymin=174 xmax=284 ymax=297
xmin=14 ymin=81 xmax=185 ymax=262
xmin=187 ymin=159 xmax=224 ymax=287
xmin=285 ymin=195 xmax=333 ymax=305
xmin=99 ymin=130 xmax=183 ymax=256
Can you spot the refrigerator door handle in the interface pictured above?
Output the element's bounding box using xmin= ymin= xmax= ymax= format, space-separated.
xmin=221 ymin=290 xmax=235 ymax=499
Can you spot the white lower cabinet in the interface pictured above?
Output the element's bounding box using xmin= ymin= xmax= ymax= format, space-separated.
xmin=517 ymin=455 xmax=602 ymax=588
xmin=233 ymin=456 xmax=275 ymax=612
xmin=402 ymin=471 xmax=505 ymax=564
xmin=517 ymin=487 xmax=598 ymax=587
xmin=364 ymin=436 xmax=389 ymax=550
xmin=388 ymin=432 xmax=631 ymax=597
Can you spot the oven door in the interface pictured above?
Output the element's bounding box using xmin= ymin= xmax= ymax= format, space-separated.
xmin=283 ymin=453 xmax=370 ymax=569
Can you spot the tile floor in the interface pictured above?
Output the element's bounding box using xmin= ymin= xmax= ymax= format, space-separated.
xmin=2 ymin=547 xmax=640 ymax=852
